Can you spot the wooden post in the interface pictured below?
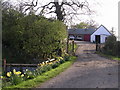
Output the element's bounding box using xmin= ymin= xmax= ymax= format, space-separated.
xmin=72 ymin=40 xmax=74 ymax=55
xmin=96 ymin=42 xmax=98 ymax=51
xmin=3 ymin=59 xmax=7 ymax=75
xmin=20 ymin=65 xmax=23 ymax=73
xmin=66 ymin=35 xmax=69 ymax=53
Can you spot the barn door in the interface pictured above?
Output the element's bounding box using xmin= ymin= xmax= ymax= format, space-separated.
xmin=84 ymin=34 xmax=90 ymax=41
xmin=95 ymin=35 xmax=100 ymax=43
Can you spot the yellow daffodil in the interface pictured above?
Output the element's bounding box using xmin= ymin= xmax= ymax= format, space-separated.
xmin=42 ymin=62 xmax=45 ymax=65
xmin=38 ymin=63 xmax=41 ymax=66
xmin=13 ymin=69 xmax=16 ymax=74
xmin=7 ymin=72 xmax=12 ymax=77
xmin=49 ymin=62 xmax=53 ymax=65
xmin=41 ymin=64 xmax=43 ymax=67
xmin=21 ymin=74 xmax=24 ymax=77
xmin=27 ymin=76 xmax=29 ymax=78
xmin=0 ymin=76 xmax=4 ymax=79
xmin=59 ymin=57 xmax=63 ymax=60
xmin=14 ymin=71 xmax=21 ymax=75
xmin=45 ymin=61 xmax=49 ymax=64
xmin=26 ymin=69 xmax=28 ymax=71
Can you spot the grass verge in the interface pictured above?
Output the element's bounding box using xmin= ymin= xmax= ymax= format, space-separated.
xmin=96 ymin=52 xmax=120 ymax=61
xmin=3 ymin=56 xmax=77 ymax=89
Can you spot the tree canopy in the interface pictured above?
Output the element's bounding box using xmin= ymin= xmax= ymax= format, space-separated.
xmin=71 ymin=21 xmax=98 ymax=29
xmin=2 ymin=2 xmax=67 ymax=63
xmin=2 ymin=0 xmax=93 ymax=25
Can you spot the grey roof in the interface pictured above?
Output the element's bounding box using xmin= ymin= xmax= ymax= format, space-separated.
xmin=68 ymin=28 xmax=96 ymax=35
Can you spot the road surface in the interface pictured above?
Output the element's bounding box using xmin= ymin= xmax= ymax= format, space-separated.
xmin=36 ymin=41 xmax=118 ymax=88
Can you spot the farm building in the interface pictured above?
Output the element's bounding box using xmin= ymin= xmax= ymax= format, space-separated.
xmin=68 ymin=25 xmax=112 ymax=43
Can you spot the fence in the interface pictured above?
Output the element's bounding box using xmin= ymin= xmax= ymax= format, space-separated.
xmin=2 ymin=58 xmax=57 ymax=74
xmin=67 ymin=40 xmax=75 ymax=55
xmin=96 ymin=43 xmax=105 ymax=52
xmin=3 ymin=59 xmax=38 ymax=74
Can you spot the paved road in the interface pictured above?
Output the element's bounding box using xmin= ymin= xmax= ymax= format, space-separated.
xmin=37 ymin=41 xmax=118 ymax=88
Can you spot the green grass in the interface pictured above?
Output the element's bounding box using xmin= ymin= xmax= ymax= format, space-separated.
xmin=96 ymin=52 xmax=120 ymax=61
xmin=3 ymin=56 xmax=77 ymax=89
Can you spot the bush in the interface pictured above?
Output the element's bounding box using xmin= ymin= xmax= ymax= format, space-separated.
xmin=113 ymin=41 xmax=120 ymax=57
xmin=3 ymin=12 xmax=67 ymax=63
xmin=102 ymin=35 xmax=120 ymax=57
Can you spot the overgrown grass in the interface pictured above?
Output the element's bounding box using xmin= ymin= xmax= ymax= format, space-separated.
xmin=96 ymin=52 xmax=120 ymax=61
xmin=3 ymin=56 xmax=77 ymax=89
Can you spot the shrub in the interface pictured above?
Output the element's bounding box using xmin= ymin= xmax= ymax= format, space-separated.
xmin=102 ymin=35 xmax=120 ymax=57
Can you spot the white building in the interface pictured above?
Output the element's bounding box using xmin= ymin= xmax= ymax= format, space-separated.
xmin=91 ymin=25 xmax=112 ymax=43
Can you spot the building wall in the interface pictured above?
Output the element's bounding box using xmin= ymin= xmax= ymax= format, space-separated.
xmin=91 ymin=25 xmax=111 ymax=43
xmin=84 ymin=34 xmax=90 ymax=41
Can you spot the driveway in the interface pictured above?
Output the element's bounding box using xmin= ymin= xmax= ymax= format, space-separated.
xmin=37 ymin=41 xmax=118 ymax=88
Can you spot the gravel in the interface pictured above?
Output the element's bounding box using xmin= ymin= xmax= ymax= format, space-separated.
xmin=36 ymin=41 xmax=118 ymax=88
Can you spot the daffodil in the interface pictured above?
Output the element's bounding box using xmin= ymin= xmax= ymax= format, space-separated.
xmin=13 ymin=69 xmax=16 ymax=74
xmin=21 ymin=74 xmax=24 ymax=77
xmin=27 ymin=76 xmax=29 ymax=78
xmin=0 ymin=76 xmax=4 ymax=79
xmin=59 ymin=57 xmax=63 ymax=60
xmin=42 ymin=62 xmax=45 ymax=65
xmin=45 ymin=61 xmax=49 ymax=64
xmin=14 ymin=71 xmax=21 ymax=75
xmin=26 ymin=69 xmax=28 ymax=71
xmin=49 ymin=62 xmax=53 ymax=65
xmin=7 ymin=72 xmax=12 ymax=77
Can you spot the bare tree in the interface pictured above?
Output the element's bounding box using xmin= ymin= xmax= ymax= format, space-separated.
xmin=2 ymin=0 xmax=95 ymax=27
xmin=21 ymin=0 xmax=93 ymax=22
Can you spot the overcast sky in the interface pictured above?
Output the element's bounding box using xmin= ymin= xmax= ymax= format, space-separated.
xmin=70 ymin=0 xmax=119 ymax=36
xmin=4 ymin=0 xmax=119 ymax=36
xmin=89 ymin=0 xmax=119 ymax=37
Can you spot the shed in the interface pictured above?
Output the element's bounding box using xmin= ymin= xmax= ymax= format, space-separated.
xmin=68 ymin=25 xmax=112 ymax=43
xmin=68 ymin=28 xmax=96 ymax=41
xmin=91 ymin=25 xmax=112 ymax=43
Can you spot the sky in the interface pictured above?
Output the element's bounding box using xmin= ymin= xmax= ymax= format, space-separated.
xmin=3 ymin=0 xmax=119 ymax=36
xmin=88 ymin=0 xmax=119 ymax=37
xmin=68 ymin=0 xmax=119 ymax=37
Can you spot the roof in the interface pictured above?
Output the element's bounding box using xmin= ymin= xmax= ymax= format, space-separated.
xmin=92 ymin=25 xmax=112 ymax=35
xmin=68 ymin=28 xmax=96 ymax=35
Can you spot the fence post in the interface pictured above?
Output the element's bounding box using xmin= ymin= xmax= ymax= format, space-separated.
xmin=96 ymin=42 xmax=98 ymax=51
xmin=20 ymin=65 xmax=23 ymax=73
xmin=72 ymin=40 xmax=75 ymax=55
xmin=66 ymin=35 xmax=69 ymax=53
xmin=3 ymin=59 xmax=7 ymax=75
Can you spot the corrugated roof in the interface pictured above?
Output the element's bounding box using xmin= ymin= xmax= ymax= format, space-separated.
xmin=68 ymin=28 xmax=96 ymax=35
